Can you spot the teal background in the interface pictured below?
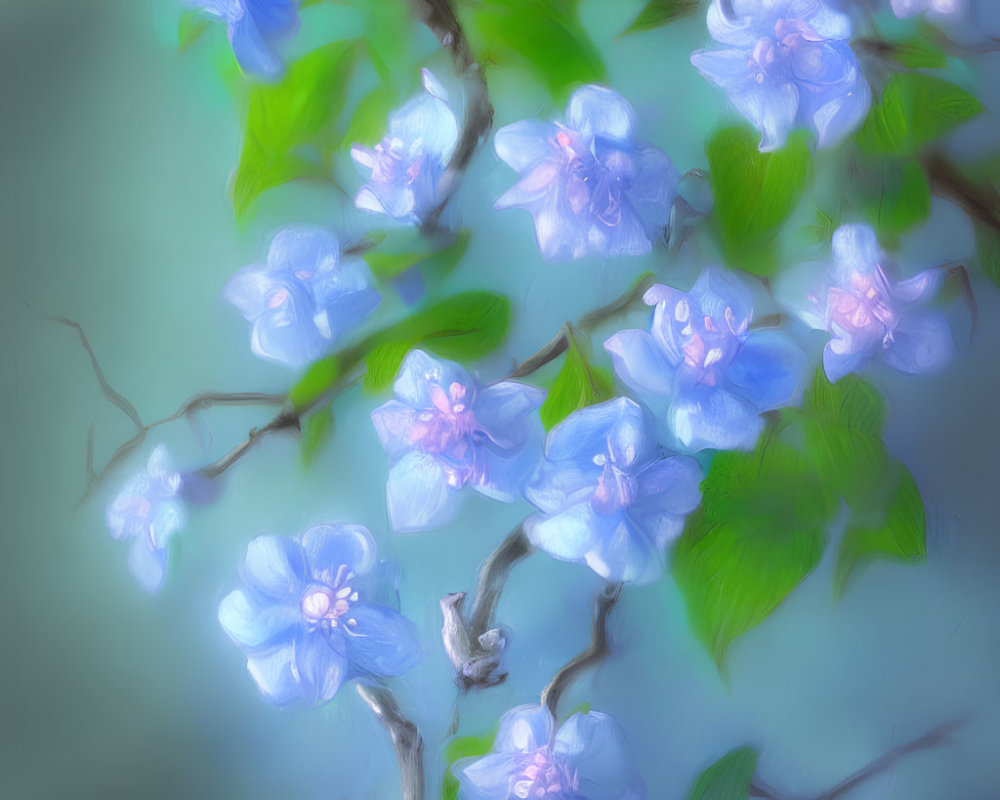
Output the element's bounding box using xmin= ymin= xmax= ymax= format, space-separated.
xmin=2 ymin=1 xmax=1000 ymax=798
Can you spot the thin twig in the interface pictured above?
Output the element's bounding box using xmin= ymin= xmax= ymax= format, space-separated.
xmin=811 ymin=719 xmax=963 ymax=800
xmin=507 ymin=272 xmax=656 ymax=379
xmin=357 ymin=684 xmax=425 ymax=800
xmin=540 ymin=582 xmax=623 ymax=719
xmin=441 ymin=525 xmax=533 ymax=691
xmin=409 ymin=0 xmax=493 ymax=233
xmin=749 ymin=777 xmax=795 ymax=800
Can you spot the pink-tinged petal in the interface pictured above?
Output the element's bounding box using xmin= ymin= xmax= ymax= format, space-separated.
xmin=392 ymin=349 xmax=473 ymax=409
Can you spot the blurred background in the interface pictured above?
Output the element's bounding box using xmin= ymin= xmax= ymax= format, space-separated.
xmin=1 ymin=1 xmax=999 ymax=798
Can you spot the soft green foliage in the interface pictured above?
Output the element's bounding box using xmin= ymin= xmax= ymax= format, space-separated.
xmin=857 ymin=73 xmax=983 ymax=158
xmin=461 ymin=0 xmax=604 ymax=97
xmin=288 ymin=357 xmax=341 ymax=412
xmin=538 ymin=328 xmax=616 ymax=430
xmin=623 ymin=0 xmax=700 ymax=35
xmin=343 ymin=83 xmax=398 ymax=149
xmin=363 ymin=291 xmax=512 ymax=392
xmin=442 ymin=731 xmax=496 ymax=800
xmin=300 ymin=406 xmax=335 ymax=468
xmin=363 ymin=229 xmax=472 ymax=284
xmin=857 ymin=159 xmax=932 ymax=239
xmin=890 ymin=37 xmax=948 ymax=70
xmin=802 ymin=207 xmax=840 ymax=244
xmin=687 ymin=746 xmax=759 ymax=800
xmin=232 ymin=40 xmax=363 ymax=219
xmin=706 ymin=125 xmax=811 ymax=275
xmin=835 ymin=461 xmax=926 ymax=596
xmin=177 ymin=10 xmax=210 ymax=51
xmin=673 ymin=439 xmax=836 ymax=669
xmin=798 ymin=369 xmax=888 ymax=510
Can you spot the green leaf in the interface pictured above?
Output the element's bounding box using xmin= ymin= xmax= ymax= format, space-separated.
xmin=442 ymin=731 xmax=496 ymax=800
xmin=857 ymin=73 xmax=983 ymax=158
xmin=539 ymin=329 xmax=616 ymax=430
xmin=232 ymin=39 xmax=362 ymax=219
xmin=673 ymin=440 xmax=835 ymax=668
xmin=799 ymin=369 xmax=889 ymax=509
xmin=623 ymin=0 xmax=700 ymax=34
xmin=178 ymin=10 xmax=210 ymax=51
xmin=300 ymin=406 xmax=335 ymax=468
xmin=363 ymin=229 xmax=471 ymax=283
xmin=857 ymin=159 xmax=932 ymax=238
xmin=343 ymin=82 xmax=397 ymax=149
xmin=363 ymin=291 xmax=511 ymax=392
xmin=890 ymin=37 xmax=948 ymax=69
xmin=834 ymin=460 xmax=926 ymax=596
xmin=802 ymin=206 xmax=839 ymax=244
xmin=687 ymin=746 xmax=759 ymax=800
xmin=288 ymin=356 xmax=341 ymax=412
xmin=463 ymin=0 xmax=604 ymax=97
xmin=707 ymin=125 xmax=811 ymax=275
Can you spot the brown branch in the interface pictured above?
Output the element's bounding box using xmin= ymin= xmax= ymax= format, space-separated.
xmin=357 ymin=684 xmax=425 ymax=800
xmin=540 ymin=582 xmax=623 ymax=719
xmin=507 ymin=272 xmax=657 ymax=379
xmin=441 ymin=525 xmax=533 ymax=691
xmin=408 ymin=0 xmax=493 ymax=233
xmin=924 ymin=153 xmax=1000 ymax=232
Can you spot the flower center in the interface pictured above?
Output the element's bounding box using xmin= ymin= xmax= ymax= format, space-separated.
xmin=511 ymin=749 xmax=578 ymax=799
xmin=826 ymin=268 xmax=898 ymax=342
xmin=300 ymin=564 xmax=358 ymax=629
xmin=409 ymin=382 xmax=482 ymax=463
xmin=591 ymin=453 xmax=638 ymax=515
xmin=748 ymin=18 xmax=823 ymax=84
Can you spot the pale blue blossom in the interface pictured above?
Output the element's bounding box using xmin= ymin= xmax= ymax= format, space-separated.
xmin=188 ymin=0 xmax=299 ymax=78
xmin=777 ymin=223 xmax=954 ymax=382
xmin=106 ymin=445 xmax=184 ymax=592
xmin=351 ymin=69 xmax=460 ymax=225
xmin=372 ymin=350 xmax=545 ymax=533
xmin=691 ymin=0 xmax=871 ymax=151
xmin=524 ymin=398 xmax=702 ymax=584
xmin=218 ymin=523 xmax=421 ymax=707
xmin=453 ymin=704 xmax=645 ymax=800
xmin=606 ymin=268 xmax=809 ymax=452
xmin=493 ymin=85 xmax=678 ymax=261
xmin=224 ymin=226 xmax=380 ymax=369
xmin=891 ymin=0 xmax=967 ymax=18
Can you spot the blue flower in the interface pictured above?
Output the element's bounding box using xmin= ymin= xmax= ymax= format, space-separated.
xmin=372 ymin=350 xmax=545 ymax=533
xmin=493 ymin=85 xmax=678 ymax=261
xmin=106 ymin=445 xmax=185 ymax=592
xmin=218 ymin=523 xmax=421 ymax=707
xmin=523 ymin=398 xmax=702 ymax=584
xmin=189 ymin=0 xmax=299 ymax=79
xmin=777 ymin=223 xmax=954 ymax=382
xmin=223 ymin=225 xmax=381 ymax=369
xmin=351 ymin=69 xmax=460 ymax=225
xmin=605 ymin=268 xmax=809 ymax=452
xmin=691 ymin=0 xmax=871 ymax=151
xmin=891 ymin=0 xmax=967 ymax=19
xmin=453 ymin=704 xmax=645 ymax=800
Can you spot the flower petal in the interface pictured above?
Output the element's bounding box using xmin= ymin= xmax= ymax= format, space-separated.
xmin=883 ymin=310 xmax=954 ymax=375
xmin=454 ymin=753 xmax=522 ymax=800
xmin=565 ymin=84 xmax=639 ymax=144
xmin=727 ymin=329 xmax=809 ymax=411
xmin=392 ymin=349 xmax=473 ymax=409
xmin=386 ymin=451 xmax=463 ymax=533
xmin=241 ymin=535 xmax=305 ymax=600
xmin=493 ymin=704 xmax=555 ymax=754
xmin=494 ymin=119 xmax=560 ymax=172
xmin=605 ymin=329 xmax=677 ymax=397
xmin=342 ymin=603 xmax=422 ymax=677
xmin=474 ymin=381 xmax=546 ymax=449
xmin=524 ymin=504 xmax=604 ymax=563
xmin=300 ymin=523 xmax=377 ymax=581
xmin=634 ymin=456 xmax=703 ymax=516
xmin=553 ymin=711 xmax=642 ymax=800
xmin=670 ymin=385 xmax=764 ymax=451
xmin=128 ymin=538 xmax=168 ymax=593
xmin=218 ymin=588 xmax=301 ymax=649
